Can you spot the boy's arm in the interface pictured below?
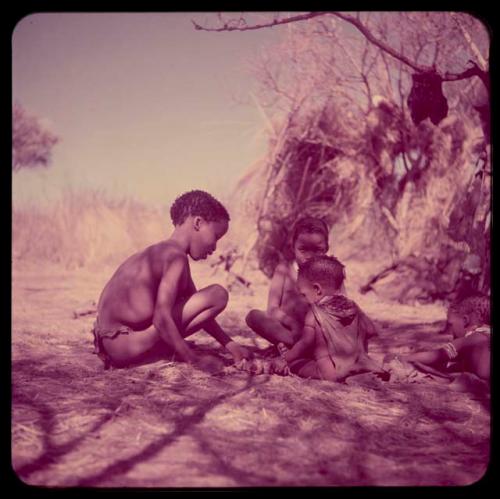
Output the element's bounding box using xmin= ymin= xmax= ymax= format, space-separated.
xmin=202 ymin=318 xmax=233 ymax=348
xmin=153 ymin=255 xmax=196 ymax=363
xmin=186 ymin=275 xmax=251 ymax=362
xmin=283 ymin=311 xmax=316 ymax=363
xmin=202 ymin=319 xmax=251 ymax=362
xmin=183 ymin=272 xmax=232 ymax=346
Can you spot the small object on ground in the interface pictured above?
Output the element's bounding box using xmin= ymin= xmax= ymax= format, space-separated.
xmin=383 ymin=357 xmax=446 ymax=384
xmin=233 ymin=357 xmax=284 ymax=376
xmin=73 ymin=301 xmax=97 ymax=319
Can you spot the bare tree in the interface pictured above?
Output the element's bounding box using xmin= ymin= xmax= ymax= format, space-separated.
xmin=200 ymin=12 xmax=490 ymax=300
xmin=193 ymin=12 xmax=489 ymax=92
xmin=12 ymin=102 xmax=59 ymax=171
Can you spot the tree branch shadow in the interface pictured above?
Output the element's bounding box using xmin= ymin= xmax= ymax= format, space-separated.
xmin=75 ymin=375 xmax=270 ymax=486
xmin=13 ymin=390 xmax=118 ymax=481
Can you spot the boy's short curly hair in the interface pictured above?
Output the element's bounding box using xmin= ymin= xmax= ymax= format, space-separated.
xmin=298 ymin=254 xmax=345 ymax=290
xmin=170 ymin=190 xmax=230 ymax=226
xmin=291 ymin=216 xmax=329 ymax=246
xmin=449 ymin=294 xmax=490 ymax=326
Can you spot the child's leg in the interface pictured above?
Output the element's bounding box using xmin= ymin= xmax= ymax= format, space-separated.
xmin=102 ymin=284 xmax=228 ymax=366
xmin=355 ymin=354 xmax=386 ymax=374
xmin=465 ymin=343 xmax=490 ymax=380
xmin=101 ymin=326 xmax=163 ymax=367
xmin=245 ymin=309 xmax=298 ymax=347
xmin=288 ymin=358 xmax=322 ymax=379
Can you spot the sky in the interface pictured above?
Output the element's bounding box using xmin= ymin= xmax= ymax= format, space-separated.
xmin=12 ymin=13 xmax=283 ymax=208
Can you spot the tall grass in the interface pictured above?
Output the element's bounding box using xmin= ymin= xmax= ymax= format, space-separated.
xmin=12 ymin=188 xmax=169 ymax=268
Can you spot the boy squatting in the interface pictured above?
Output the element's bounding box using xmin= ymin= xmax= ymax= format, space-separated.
xmin=92 ymin=190 xmax=252 ymax=372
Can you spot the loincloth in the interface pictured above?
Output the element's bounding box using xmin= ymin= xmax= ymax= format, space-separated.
xmin=91 ymin=317 xmax=134 ymax=370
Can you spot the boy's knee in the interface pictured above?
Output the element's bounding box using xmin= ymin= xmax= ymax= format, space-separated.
xmin=209 ymin=284 xmax=229 ymax=309
xmin=246 ymin=309 xmax=263 ymax=328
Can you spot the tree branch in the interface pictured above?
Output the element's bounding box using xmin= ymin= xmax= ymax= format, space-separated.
xmin=193 ymin=12 xmax=489 ymax=88
xmin=330 ymin=12 xmax=428 ymax=73
xmin=192 ymin=12 xmax=329 ymax=32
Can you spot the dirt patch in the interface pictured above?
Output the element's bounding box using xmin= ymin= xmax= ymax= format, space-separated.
xmin=12 ymin=261 xmax=490 ymax=486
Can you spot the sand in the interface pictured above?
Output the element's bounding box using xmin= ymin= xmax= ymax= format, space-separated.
xmin=11 ymin=259 xmax=490 ymax=487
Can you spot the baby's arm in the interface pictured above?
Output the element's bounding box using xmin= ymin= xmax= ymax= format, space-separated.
xmin=283 ymin=311 xmax=316 ymax=364
xmin=153 ymin=255 xmax=197 ymax=363
xmin=401 ymin=350 xmax=448 ymax=366
xmin=395 ymin=336 xmax=479 ymax=366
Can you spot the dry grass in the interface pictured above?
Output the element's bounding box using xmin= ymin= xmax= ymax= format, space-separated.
xmin=12 ymin=189 xmax=167 ymax=269
xmin=12 ymin=254 xmax=490 ymax=487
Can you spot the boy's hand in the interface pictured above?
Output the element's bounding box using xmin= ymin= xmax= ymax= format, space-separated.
xmin=225 ymin=341 xmax=253 ymax=363
xmin=192 ymin=354 xmax=224 ymax=374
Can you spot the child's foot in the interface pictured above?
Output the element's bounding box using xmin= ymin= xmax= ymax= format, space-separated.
xmin=260 ymin=345 xmax=279 ymax=359
xmin=277 ymin=342 xmax=289 ymax=357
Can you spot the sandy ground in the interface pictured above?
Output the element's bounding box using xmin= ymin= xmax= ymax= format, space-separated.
xmin=12 ymin=259 xmax=490 ymax=487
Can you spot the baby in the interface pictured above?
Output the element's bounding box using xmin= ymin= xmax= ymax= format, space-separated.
xmin=384 ymin=294 xmax=490 ymax=382
xmin=271 ymin=255 xmax=387 ymax=381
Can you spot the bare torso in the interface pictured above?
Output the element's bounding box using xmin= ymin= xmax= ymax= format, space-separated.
xmin=97 ymin=241 xmax=191 ymax=330
xmin=280 ymin=264 xmax=310 ymax=324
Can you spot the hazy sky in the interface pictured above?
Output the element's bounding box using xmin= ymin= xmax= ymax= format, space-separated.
xmin=12 ymin=13 xmax=282 ymax=207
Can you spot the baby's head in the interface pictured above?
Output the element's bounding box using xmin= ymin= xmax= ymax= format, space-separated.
xmin=170 ymin=190 xmax=230 ymax=260
xmin=290 ymin=217 xmax=329 ymax=266
xmin=297 ymin=255 xmax=345 ymax=303
xmin=447 ymin=294 xmax=490 ymax=338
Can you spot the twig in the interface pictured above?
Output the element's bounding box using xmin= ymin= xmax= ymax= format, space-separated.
xmin=192 ymin=12 xmax=329 ymax=32
xmin=193 ymin=11 xmax=489 ymax=87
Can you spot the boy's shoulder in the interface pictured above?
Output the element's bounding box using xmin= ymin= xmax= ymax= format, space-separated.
xmin=147 ymin=240 xmax=190 ymax=268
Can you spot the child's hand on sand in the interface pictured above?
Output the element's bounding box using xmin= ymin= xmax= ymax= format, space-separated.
xmin=225 ymin=341 xmax=253 ymax=363
xmin=270 ymin=356 xmax=290 ymax=376
xmin=234 ymin=358 xmax=272 ymax=375
xmin=192 ymin=354 xmax=225 ymax=374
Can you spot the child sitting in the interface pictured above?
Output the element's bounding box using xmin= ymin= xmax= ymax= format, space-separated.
xmin=270 ymin=255 xmax=387 ymax=381
xmin=384 ymin=294 xmax=490 ymax=382
xmin=92 ymin=190 xmax=251 ymax=372
xmin=245 ymin=217 xmax=330 ymax=349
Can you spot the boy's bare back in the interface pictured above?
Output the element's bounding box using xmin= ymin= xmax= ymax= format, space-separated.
xmin=97 ymin=241 xmax=190 ymax=331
